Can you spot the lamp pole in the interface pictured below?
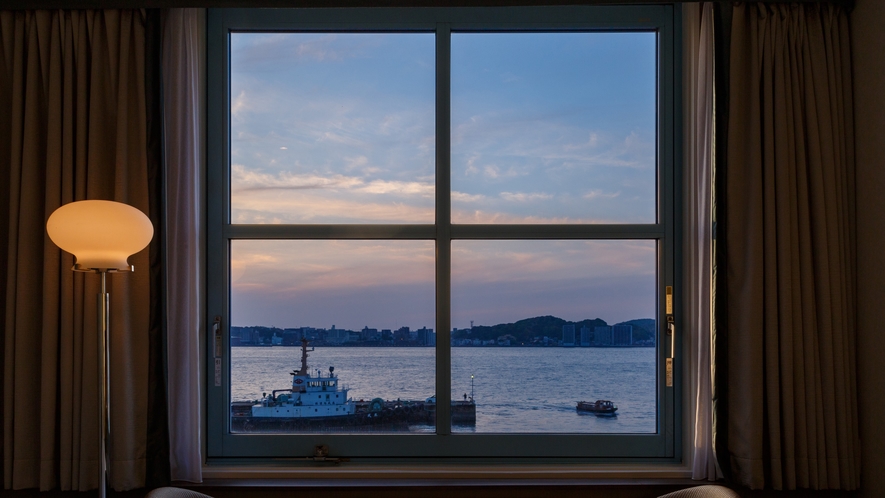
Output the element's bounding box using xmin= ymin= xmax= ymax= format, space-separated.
xmin=98 ymin=271 xmax=109 ymax=498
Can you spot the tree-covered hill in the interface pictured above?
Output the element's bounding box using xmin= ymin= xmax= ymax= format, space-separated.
xmin=452 ymin=315 xmax=609 ymax=344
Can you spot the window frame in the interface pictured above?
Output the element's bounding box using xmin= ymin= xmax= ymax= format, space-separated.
xmin=206 ymin=4 xmax=682 ymax=464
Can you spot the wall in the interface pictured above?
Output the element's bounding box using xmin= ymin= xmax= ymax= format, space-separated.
xmin=851 ymin=0 xmax=885 ymax=496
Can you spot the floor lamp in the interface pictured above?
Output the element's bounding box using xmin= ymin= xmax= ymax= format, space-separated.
xmin=46 ymin=200 xmax=154 ymax=498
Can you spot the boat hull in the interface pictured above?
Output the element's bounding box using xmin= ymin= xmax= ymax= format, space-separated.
xmin=231 ymin=399 xmax=476 ymax=432
xmin=576 ymin=400 xmax=618 ymax=416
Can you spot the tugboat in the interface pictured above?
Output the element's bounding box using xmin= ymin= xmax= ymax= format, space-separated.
xmin=576 ymin=399 xmax=618 ymax=416
xmin=230 ymin=338 xmax=476 ymax=432
xmin=251 ymin=337 xmax=355 ymax=419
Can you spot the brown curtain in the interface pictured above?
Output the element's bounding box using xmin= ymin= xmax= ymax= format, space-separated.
xmin=725 ymin=3 xmax=858 ymax=490
xmin=0 ymin=10 xmax=155 ymax=491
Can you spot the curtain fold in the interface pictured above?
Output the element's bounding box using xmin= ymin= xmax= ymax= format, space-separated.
xmin=162 ymin=8 xmax=205 ymax=483
xmin=0 ymin=9 xmax=156 ymax=491
xmin=684 ymin=1 xmax=717 ymax=482
xmin=725 ymin=3 xmax=859 ymax=490
xmin=144 ymin=7 xmax=171 ymax=489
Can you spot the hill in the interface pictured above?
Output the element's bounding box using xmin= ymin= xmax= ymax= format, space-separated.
xmin=452 ymin=315 xmax=608 ymax=344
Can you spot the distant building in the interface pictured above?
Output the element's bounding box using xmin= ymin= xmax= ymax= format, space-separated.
xmin=613 ymin=324 xmax=633 ymax=346
xmin=327 ymin=328 xmax=349 ymax=344
xmin=361 ymin=326 xmax=379 ymax=341
xmin=416 ymin=327 xmax=434 ymax=346
xmin=562 ymin=324 xmax=576 ymax=346
xmin=282 ymin=328 xmax=304 ymax=345
xmin=594 ymin=325 xmax=613 ymax=346
xmin=394 ymin=326 xmax=410 ymax=343
xmin=580 ymin=326 xmax=592 ymax=346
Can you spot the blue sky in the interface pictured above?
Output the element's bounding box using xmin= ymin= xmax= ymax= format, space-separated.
xmin=229 ymin=32 xmax=657 ymax=330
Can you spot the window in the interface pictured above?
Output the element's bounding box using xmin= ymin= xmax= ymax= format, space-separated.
xmin=208 ymin=5 xmax=680 ymax=463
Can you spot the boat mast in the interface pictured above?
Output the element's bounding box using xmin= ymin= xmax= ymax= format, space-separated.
xmin=296 ymin=337 xmax=313 ymax=375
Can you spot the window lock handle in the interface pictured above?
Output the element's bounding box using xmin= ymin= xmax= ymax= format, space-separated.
xmin=666 ymin=315 xmax=675 ymax=387
xmin=213 ymin=316 xmax=222 ymax=358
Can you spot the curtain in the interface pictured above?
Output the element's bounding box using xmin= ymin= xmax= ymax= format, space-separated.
xmin=725 ymin=3 xmax=859 ymax=490
xmin=0 ymin=9 xmax=158 ymax=491
xmin=162 ymin=8 xmax=205 ymax=483
xmin=684 ymin=1 xmax=717 ymax=482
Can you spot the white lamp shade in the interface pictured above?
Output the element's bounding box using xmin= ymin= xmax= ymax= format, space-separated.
xmin=46 ymin=200 xmax=154 ymax=271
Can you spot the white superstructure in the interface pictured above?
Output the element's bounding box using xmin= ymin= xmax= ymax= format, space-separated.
xmin=251 ymin=338 xmax=355 ymax=418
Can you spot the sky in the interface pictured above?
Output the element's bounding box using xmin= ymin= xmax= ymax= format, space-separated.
xmin=228 ymin=31 xmax=658 ymax=330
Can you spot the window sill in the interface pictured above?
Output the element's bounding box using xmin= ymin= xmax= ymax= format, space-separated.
xmin=180 ymin=475 xmax=704 ymax=498
xmin=200 ymin=462 xmax=693 ymax=481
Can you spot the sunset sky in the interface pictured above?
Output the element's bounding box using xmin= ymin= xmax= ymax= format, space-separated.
xmin=228 ymin=31 xmax=658 ymax=330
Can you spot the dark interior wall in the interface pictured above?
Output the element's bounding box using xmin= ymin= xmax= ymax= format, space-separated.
xmin=851 ymin=0 xmax=885 ymax=497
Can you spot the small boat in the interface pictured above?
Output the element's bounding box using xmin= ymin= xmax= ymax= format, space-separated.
xmin=576 ymin=399 xmax=618 ymax=416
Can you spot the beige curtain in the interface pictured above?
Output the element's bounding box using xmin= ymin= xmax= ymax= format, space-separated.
xmin=163 ymin=8 xmax=205 ymax=483
xmin=726 ymin=4 xmax=858 ymax=490
xmin=0 ymin=10 xmax=152 ymax=491
xmin=683 ymin=1 xmax=717 ymax=482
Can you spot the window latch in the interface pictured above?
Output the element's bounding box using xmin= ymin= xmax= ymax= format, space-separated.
xmin=665 ymin=286 xmax=674 ymax=387
xmin=213 ymin=316 xmax=222 ymax=358
xmin=666 ymin=315 xmax=675 ymax=387
xmin=307 ymin=445 xmax=350 ymax=464
xmin=213 ymin=316 xmax=222 ymax=387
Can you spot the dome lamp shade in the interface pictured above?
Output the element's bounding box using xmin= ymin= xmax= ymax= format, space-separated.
xmin=47 ymin=200 xmax=154 ymax=272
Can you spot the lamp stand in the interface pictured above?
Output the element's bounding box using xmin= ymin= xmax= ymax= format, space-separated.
xmin=45 ymin=199 xmax=153 ymax=498
xmin=98 ymin=271 xmax=110 ymax=498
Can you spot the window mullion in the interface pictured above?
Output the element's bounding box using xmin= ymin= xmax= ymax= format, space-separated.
xmin=435 ymin=23 xmax=452 ymax=435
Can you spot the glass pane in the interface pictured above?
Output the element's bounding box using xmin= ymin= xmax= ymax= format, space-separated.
xmin=230 ymin=33 xmax=435 ymax=224
xmin=451 ymin=33 xmax=657 ymax=224
xmin=451 ymin=240 xmax=657 ymax=433
xmin=230 ymin=240 xmax=436 ymax=433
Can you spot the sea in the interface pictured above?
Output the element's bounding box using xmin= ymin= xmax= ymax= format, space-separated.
xmin=231 ymin=346 xmax=657 ymax=434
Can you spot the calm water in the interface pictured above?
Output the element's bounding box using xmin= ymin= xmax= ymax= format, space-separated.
xmin=231 ymin=346 xmax=657 ymax=433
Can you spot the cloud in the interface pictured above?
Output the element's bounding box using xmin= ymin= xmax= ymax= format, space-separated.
xmin=232 ymin=164 xmax=434 ymax=195
xmin=343 ymin=155 xmax=369 ymax=171
xmin=231 ymin=33 xmax=372 ymax=70
xmin=451 ymin=240 xmax=656 ymax=284
xmin=582 ymin=189 xmax=621 ymax=200
xmin=231 ymin=90 xmax=249 ymax=118
xmin=359 ymin=180 xmax=434 ymax=196
xmin=318 ymin=131 xmax=367 ymax=147
xmin=451 ymin=191 xmax=486 ymax=203
xmin=231 ymin=187 xmax=434 ymax=224
xmin=452 ymin=108 xmax=655 ymax=172
xmin=232 ymin=164 xmax=364 ymax=191
xmin=231 ymin=240 xmax=436 ymax=330
xmin=450 ymin=209 xmax=612 ymax=224
xmin=499 ymin=192 xmax=553 ymax=202
xmin=232 ymin=240 xmax=435 ymax=293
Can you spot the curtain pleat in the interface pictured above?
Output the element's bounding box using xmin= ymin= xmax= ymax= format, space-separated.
xmin=725 ymin=4 xmax=859 ymax=490
xmin=0 ymin=10 xmax=155 ymax=491
xmin=161 ymin=8 xmax=205 ymax=483
xmin=144 ymin=7 xmax=171 ymax=488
